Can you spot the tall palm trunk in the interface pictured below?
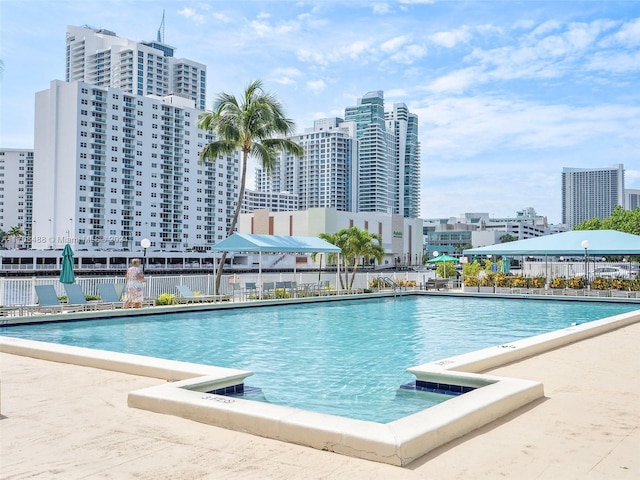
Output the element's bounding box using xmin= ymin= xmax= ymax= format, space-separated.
xmin=214 ymin=151 xmax=248 ymax=294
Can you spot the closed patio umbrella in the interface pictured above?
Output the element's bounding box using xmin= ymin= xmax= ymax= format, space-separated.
xmin=500 ymin=256 xmax=511 ymax=274
xmin=59 ymin=244 xmax=75 ymax=284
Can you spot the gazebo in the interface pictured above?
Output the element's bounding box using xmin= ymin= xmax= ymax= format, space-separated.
xmin=211 ymin=233 xmax=342 ymax=292
xmin=463 ymin=230 xmax=640 ymax=256
xmin=463 ymin=230 xmax=640 ymax=284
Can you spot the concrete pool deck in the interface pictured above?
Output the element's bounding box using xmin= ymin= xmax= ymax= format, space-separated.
xmin=2 ymin=320 xmax=639 ymax=478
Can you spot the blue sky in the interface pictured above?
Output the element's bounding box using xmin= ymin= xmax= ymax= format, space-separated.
xmin=1 ymin=0 xmax=639 ymax=224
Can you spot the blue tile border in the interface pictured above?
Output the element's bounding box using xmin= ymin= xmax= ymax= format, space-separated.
xmin=207 ymin=384 xmax=244 ymax=395
xmin=208 ymin=384 xmax=263 ymax=397
xmin=401 ymin=380 xmax=476 ymax=396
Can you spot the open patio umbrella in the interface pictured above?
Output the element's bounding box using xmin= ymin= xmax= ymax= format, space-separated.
xmin=59 ymin=243 xmax=75 ymax=284
xmin=500 ymin=256 xmax=511 ymax=274
xmin=427 ymin=254 xmax=459 ymax=279
xmin=426 ymin=254 xmax=459 ymax=263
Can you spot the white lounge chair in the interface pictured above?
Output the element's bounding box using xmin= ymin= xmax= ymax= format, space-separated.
xmin=175 ymin=285 xmax=229 ymax=303
xmin=28 ymin=285 xmax=85 ymax=314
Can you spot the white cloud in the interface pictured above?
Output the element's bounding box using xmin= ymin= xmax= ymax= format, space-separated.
xmin=273 ymin=67 xmax=302 ymax=77
xmin=413 ymin=95 xmax=640 ymax=162
xmin=381 ymin=35 xmax=409 ymax=53
xmin=372 ymin=3 xmax=391 ymax=14
xmin=344 ymin=40 xmax=372 ymax=59
xmin=178 ymin=7 xmax=206 ymax=24
xmin=528 ymin=20 xmax=562 ymax=38
xmin=625 ymin=169 xmax=640 ymax=188
xmin=430 ymin=27 xmax=471 ymax=48
xmin=612 ymin=17 xmax=640 ymax=47
xmin=399 ymin=0 xmax=435 ymax=4
xmin=426 ymin=67 xmax=482 ymax=94
xmin=306 ymin=79 xmax=327 ymax=93
xmin=211 ymin=12 xmax=232 ymax=24
xmin=389 ymin=44 xmax=426 ymax=64
xmin=587 ymin=50 xmax=640 ymax=73
xmin=249 ymin=13 xmax=300 ymax=38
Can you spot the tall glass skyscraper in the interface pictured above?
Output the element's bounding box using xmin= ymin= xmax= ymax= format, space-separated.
xmin=386 ymin=103 xmax=421 ymax=219
xmin=345 ymin=91 xmax=396 ymax=214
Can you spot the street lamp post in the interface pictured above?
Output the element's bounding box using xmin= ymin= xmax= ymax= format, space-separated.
xmin=581 ymin=240 xmax=590 ymax=288
xmin=141 ymin=238 xmax=151 ymax=273
xmin=433 ymin=251 xmax=439 ymax=278
xmin=623 ymin=257 xmax=629 ymax=279
xmin=559 ymin=256 xmax=568 ymax=279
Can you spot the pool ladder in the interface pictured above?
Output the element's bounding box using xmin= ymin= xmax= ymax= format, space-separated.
xmin=378 ymin=276 xmax=403 ymax=296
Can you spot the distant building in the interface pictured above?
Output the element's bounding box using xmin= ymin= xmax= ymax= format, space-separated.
xmin=32 ymin=80 xmax=240 ymax=251
xmin=66 ymin=25 xmax=207 ymax=110
xmin=423 ymin=209 xmax=550 ymax=257
xmin=385 ymin=103 xmax=421 ymax=219
xmin=242 ymin=190 xmax=298 ymax=213
xmin=0 ymin=149 xmax=34 ymax=246
xmin=255 ymin=118 xmax=355 ymax=212
xmin=252 ymin=92 xmax=421 ymax=219
xmin=239 ymin=208 xmax=424 ymax=267
xmin=561 ymin=164 xmax=625 ymax=228
xmin=625 ymin=188 xmax=640 ymax=211
xmin=344 ymin=91 xmax=396 ymax=214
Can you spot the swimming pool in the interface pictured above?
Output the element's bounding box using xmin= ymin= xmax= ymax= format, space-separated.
xmin=3 ymin=296 xmax=637 ymax=423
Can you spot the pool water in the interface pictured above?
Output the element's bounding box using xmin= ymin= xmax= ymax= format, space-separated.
xmin=3 ymin=296 xmax=637 ymax=423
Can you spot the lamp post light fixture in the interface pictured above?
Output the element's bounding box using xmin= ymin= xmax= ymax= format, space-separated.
xmin=581 ymin=240 xmax=590 ymax=288
xmin=140 ymin=238 xmax=151 ymax=272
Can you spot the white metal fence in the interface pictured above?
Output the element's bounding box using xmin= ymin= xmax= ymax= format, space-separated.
xmin=0 ymin=270 xmax=436 ymax=307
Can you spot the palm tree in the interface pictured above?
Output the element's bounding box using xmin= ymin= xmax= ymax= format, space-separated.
xmin=317 ymin=232 xmax=346 ymax=288
xmin=319 ymin=227 xmax=385 ymax=289
xmin=342 ymin=227 xmax=385 ymax=289
xmin=198 ymin=80 xmax=304 ymax=293
xmin=6 ymin=226 xmax=24 ymax=249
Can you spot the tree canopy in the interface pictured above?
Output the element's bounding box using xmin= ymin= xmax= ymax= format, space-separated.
xmin=574 ymin=206 xmax=640 ymax=235
xmin=317 ymin=227 xmax=385 ymax=289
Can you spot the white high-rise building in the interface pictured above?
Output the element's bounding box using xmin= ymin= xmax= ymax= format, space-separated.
xmin=241 ymin=190 xmax=298 ymax=213
xmin=561 ymin=164 xmax=625 ymax=228
xmin=66 ymin=25 xmax=207 ymax=111
xmin=625 ymin=189 xmax=640 ymax=211
xmin=32 ymin=80 xmax=240 ymax=251
xmin=0 ymin=149 xmax=34 ymax=245
xmin=255 ymin=118 xmax=355 ymax=212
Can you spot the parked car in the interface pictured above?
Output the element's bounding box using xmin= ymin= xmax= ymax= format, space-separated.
xmin=579 ymin=266 xmax=632 ymax=279
xmin=619 ymin=265 xmax=639 ymax=277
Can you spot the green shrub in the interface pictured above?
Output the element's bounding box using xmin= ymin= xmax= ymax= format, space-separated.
xmin=531 ymin=276 xmax=546 ymax=288
xmin=155 ymin=293 xmax=176 ymax=305
xmin=568 ymin=276 xmax=585 ymax=289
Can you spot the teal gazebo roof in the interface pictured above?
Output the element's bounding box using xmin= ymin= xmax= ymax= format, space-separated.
xmin=463 ymin=230 xmax=640 ymax=256
xmin=211 ymin=233 xmax=341 ymax=254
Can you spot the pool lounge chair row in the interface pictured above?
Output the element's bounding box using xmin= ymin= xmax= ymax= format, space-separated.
xmin=234 ymin=281 xmax=363 ymax=301
xmin=22 ymin=284 xmax=153 ymax=315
